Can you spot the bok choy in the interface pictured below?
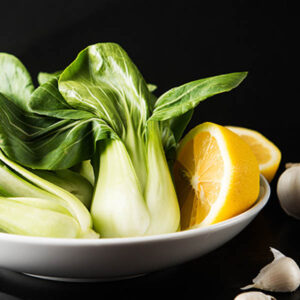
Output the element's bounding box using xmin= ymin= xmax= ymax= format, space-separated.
xmin=0 ymin=54 xmax=96 ymax=238
xmin=57 ymin=44 xmax=247 ymax=237
xmin=0 ymin=44 xmax=247 ymax=238
xmin=0 ymin=150 xmax=98 ymax=238
xmin=31 ymin=169 xmax=93 ymax=208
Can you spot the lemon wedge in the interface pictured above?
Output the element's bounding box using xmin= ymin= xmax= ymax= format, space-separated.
xmin=226 ymin=126 xmax=281 ymax=182
xmin=173 ymin=122 xmax=260 ymax=230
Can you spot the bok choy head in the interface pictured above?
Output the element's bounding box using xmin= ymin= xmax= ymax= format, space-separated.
xmin=0 ymin=149 xmax=97 ymax=238
xmin=57 ymin=43 xmax=247 ymax=237
xmin=0 ymin=54 xmax=97 ymax=238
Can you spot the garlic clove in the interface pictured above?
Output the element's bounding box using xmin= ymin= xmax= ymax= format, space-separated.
xmin=285 ymin=162 xmax=300 ymax=169
xmin=277 ymin=164 xmax=300 ymax=220
xmin=234 ymin=291 xmax=276 ymax=300
xmin=242 ymin=247 xmax=300 ymax=292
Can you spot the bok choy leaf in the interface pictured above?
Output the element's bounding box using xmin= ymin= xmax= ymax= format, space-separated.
xmin=0 ymin=53 xmax=34 ymax=111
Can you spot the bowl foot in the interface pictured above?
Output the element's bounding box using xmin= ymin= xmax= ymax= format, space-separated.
xmin=23 ymin=272 xmax=147 ymax=282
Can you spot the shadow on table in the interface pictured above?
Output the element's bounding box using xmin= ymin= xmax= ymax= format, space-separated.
xmin=0 ymin=266 xmax=183 ymax=300
xmin=0 ymin=290 xmax=22 ymax=300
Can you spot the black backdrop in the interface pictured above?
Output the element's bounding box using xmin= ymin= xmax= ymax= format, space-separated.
xmin=0 ymin=0 xmax=295 ymax=174
xmin=0 ymin=1 xmax=298 ymax=298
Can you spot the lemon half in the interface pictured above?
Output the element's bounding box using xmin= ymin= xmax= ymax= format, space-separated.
xmin=173 ymin=122 xmax=260 ymax=230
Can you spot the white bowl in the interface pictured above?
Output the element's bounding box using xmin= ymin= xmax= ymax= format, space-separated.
xmin=0 ymin=175 xmax=270 ymax=282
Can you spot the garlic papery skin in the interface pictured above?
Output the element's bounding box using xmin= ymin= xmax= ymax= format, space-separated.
xmin=234 ymin=291 xmax=276 ymax=300
xmin=241 ymin=247 xmax=300 ymax=292
xmin=277 ymin=164 xmax=300 ymax=219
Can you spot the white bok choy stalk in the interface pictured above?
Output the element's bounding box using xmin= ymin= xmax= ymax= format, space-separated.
xmin=0 ymin=150 xmax=98 ymax=238
xmin=71 ymin=160 xmax=95 ymax=186
xmin=91 ymin=121 xmax=179 ymax=236
xmin=31 ymin=169 xmax=93 ymax=208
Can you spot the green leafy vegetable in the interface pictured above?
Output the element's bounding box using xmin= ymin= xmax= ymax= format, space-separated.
xmin=0 ymin=54 xmax=97 ymax=238
xmin=147 ymin=83 xmax=158 ymax=92
xmin=0 ymin=150 xmax=98 ymax=238
xmin=0 ymin=88 xmax=95 ymax=170
xmin=71 ymin=160 xmax=95 ymax=186
xmin=55 ymin=43 xmax=180 ymax=237
xmin=31 ymin=169 xmax=93 ymax=208
xmin=0 ymin=197 xmax=80 ymax=238
xmin=37 ymin=71 xmax=62 ymax=85
xmin=0 ymin=43 xmax=247 ymax=238
xmin=0 ymin=150 xmax=97 ymax=238
xmin=150 ymin=72 xmax=247 ymax=121
xmin=0 ymin=53 xmax=34 ymax=111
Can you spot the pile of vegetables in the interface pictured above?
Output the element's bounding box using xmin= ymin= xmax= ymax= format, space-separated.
xmin=0 ymin=43 xmax=247 ymax=238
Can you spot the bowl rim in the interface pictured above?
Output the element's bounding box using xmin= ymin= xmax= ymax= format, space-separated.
xmin=0 ymin=175 xmax=270 ymax=246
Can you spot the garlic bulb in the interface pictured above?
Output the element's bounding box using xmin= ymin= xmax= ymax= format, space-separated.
xmin=277 ymin=163 xmax=300 ymax=219
xmin=234 ymin=291 xmax=276 ymax=300
xmin=242 ymin=247 xmax=300 ymax=292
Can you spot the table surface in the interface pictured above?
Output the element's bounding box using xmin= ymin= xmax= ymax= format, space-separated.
xmin=1 ymin=168 xmax=300 ymax=300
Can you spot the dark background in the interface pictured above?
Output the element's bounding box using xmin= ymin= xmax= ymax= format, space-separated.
xmin=1 ymin=0 xmax=295 ymax=155
xmin=0 ymin=1 xmax=298 ymax=299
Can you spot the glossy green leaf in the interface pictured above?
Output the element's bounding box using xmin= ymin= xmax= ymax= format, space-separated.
xmin=30 ymin=78 xmax=95 ymax=119
xmin=150 ymin=72 xmax=248 ymax=121
xmin=147 ymin=83 xmax=157 ymax=92
xmin=59 ymin=43 xmax=152 ymax=137
xmin=0 ymin=53 xmax=34 ymax=111
xmin=168 ymin=109 xmax=194 ymax=142
xmin=0 ymin=91 xmax=98 ymax=170
xmin=37 ymin=70 xmax=62 ymax=85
